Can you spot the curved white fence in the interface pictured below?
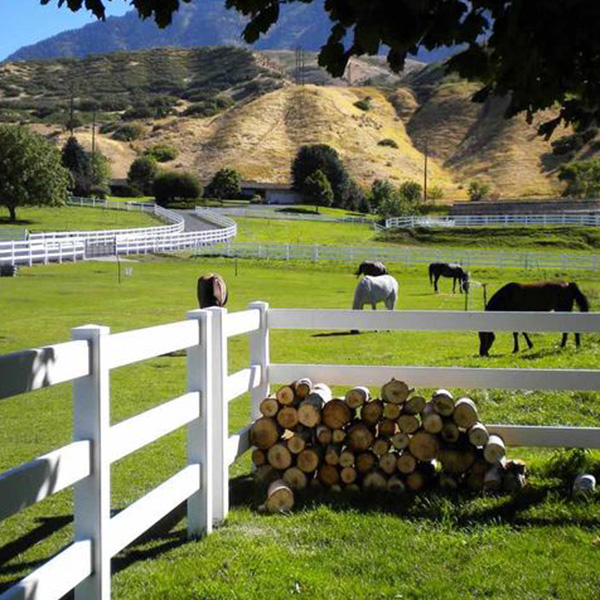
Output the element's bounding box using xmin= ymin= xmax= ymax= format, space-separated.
xmin=384 ymin=213 xmax=600 ymax=229
xmin=0 ymin=239 xmax=86 ymax=266
xmin=204 ymin=206 xmax=374 ymax=225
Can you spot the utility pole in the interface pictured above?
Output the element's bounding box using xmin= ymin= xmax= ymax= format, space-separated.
xmin=91 ymin=107 xmax=97 ymax=183
xmin=69 ymin=84 xmax=75 ymax=137
xmin=423 ymin=136 xmax=429 ymax=205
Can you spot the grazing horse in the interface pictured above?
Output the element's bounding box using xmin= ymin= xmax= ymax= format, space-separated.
xmin=354 ymin=260 xmax=389 ymax=277
xmin=479 ymin=282 xmax=589 ymax=356
xmin=197 ymin=273 xmax=228 ymax=308
xmin=429 ymin=262 xmax=469 ymax=294
xmin=351 ymin=275 xmax=398 ymax=334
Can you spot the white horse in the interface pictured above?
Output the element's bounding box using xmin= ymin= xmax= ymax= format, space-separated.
xmin=352 ymin=275 xmax=398 ymax=311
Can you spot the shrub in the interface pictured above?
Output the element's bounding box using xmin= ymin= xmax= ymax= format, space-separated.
xmin=468 ymin=180 xmax=491 ymax=201
xmin=427 ymin=186 xmax=445 ymax=202
xmin=303 ymin=169 xmax=333 ymax=213
xmin=378 ymin=138 xmax=399 ymax=148
xmin=121 ymin=106 xmax=155 ymax=121
xmin=153 ymin=171 xmax=202 ymax=206
xmin=110 ymin=182 xmax=142 ymax=197
xmin=558 ymin=159 xmax=600 ymax=198
xmin=354 ymin=96 xmax=373 ymax=111
xmin=112 ymin=124 xmax=144 ymax=141
xmin=205 ymin=168 xmax=242 ymax=200
xmin=144 ymin=145 xmax=178 ymax=163
xmin=128 ymin=156 xmax=158 ymax=195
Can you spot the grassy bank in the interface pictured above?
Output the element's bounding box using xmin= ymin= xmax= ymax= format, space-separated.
xmin=1 ymin=257 xmax=599 ymax=598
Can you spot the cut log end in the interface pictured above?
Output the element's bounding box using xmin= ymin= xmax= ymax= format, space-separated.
xmin=264 ymin=480 xmax=294 ymax=512
xmin=381 ymin=379 xmax=411 ymax=404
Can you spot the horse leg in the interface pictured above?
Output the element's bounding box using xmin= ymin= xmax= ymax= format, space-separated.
xmin=560 ymin=332 xmax=568 ymax=348
xmin=452 ymin=278 xmax=456 ymax=294
xmin=576 ymin=332 xmax=581 ymax=347
xmin=512 ymin=332 xmax=520 ymax=353
xmin=523 ymin=332 xmax=534 ymax=349
xmin=434 ymin=274 xmax=439 ymax=293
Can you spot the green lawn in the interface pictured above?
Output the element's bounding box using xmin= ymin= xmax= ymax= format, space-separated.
xmin=0 ymin=205 xmax=160 ymax=233
xmin=1 ymin=256 xmax=600 ymax=598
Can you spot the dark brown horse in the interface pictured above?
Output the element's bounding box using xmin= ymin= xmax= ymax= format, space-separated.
xmin=429 ymin=262 xmax=469 ymax=293
xmin=479 ymin=282 xmax=589 ymax=356
xmin=355 ymin=261 xmax=388 ymax=277
xmin=197 ymin=273 xmax=228 ymax=308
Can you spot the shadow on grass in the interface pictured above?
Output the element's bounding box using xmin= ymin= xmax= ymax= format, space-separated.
xmin=312 ymin=331 xmax=360 ymax=338
xmin=0 ymin=218 xmax=34 ymax=226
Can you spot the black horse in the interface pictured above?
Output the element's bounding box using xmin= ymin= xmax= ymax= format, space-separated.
xmin=429 ymin=262 xmax=469 ymax=293
xmin=197 ymin=273 xmax=228 ymax=308
xmin=355 ymin=261 xmax=388 ymax=277
xmin=479 ymin=282 xmax=589 ymax=356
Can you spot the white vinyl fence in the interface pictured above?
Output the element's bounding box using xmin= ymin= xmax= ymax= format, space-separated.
xmin=203 ymin=206 xmax=374 ymax=225
xmin=384 ymin=213 xmax=600 ymax=229
xmin=1 ymin=306 xmax=599 ymax=599
xmin=195 ymin=241 xmax=600 ymax=271
xmin=0 ymin=239 xmax=86 ymax=266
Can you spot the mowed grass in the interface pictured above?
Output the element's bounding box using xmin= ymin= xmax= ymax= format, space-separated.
xmin=1 ymin=256 xmax=600 ymax=598
xmin=0 ymin=205 xmax=160 ymax=233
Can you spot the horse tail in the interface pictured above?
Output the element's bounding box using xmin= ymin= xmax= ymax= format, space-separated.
xmin=569 ymin=283 xmax=589 ymax=312
xmin=352 ymin=279 xmax=365 ymax=310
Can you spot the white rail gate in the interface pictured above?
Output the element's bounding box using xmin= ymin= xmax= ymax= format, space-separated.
xmin=1 ymin=307 xmax=600 ymax=599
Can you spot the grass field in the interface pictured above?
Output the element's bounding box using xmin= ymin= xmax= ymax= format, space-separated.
xmin=0 ymin=205 xmax=160 ymax=233
xmin=1 ymin=255 xmax=600 ymax=598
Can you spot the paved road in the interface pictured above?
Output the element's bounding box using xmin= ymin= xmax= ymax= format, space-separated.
xmin=175 ymin=210 xmax=219 ymax=232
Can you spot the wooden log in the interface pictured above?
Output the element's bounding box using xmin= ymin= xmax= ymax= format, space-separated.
xmin=372 ymin=437 xmax=391 ymax=457
xmin=408 ymin=431 xmax=440 ymax=462
xmin=396 ymin=451 xmax=417 ymax=474
xmin=432 ymin=389 xmax=454 ymax=416
xmin=381 ymin=379 xmax=410 ymax=404
xmin=267 ymin=443 xmax=293 ymax=470
xmin=363 ymin=470 xmax=388 ymax=490
xmin=383 ymin=403 xmax=402 ymax=420
xmin=255 ymin=465 xmax=280 ymax=486
xmin=318 ymin=464 xmax=340 ymax=487
xmin=315 ymin=425 xmax=333 ymax=446
xmin=379 ymin=452 xmax=398 ymax=475
xmin=468 ymin=422 xmax=490 ymax=447
xmin=470 ymin=457 xmax=489 ymax=477
xmin=340 ymin=466 xmax=358 ymax=484
xmin=465 ymin=471 xmax=485 ymax=491
xmin=421 ymin=403 xmax=443 ymax=434
xmin=297 ymin=396 xmax=323 ymax=428
xmin=397 ymin=414 xmax=420 ymax=434
xmin=347 ymin=422 xmax=375 ymax=452
xmin=391 ymin=431 xmax=410 ymax=451
xmin=283 ymin=467 xmax=308 ymax=490
xmin=309 ymin=383 xmax=332 ymax=403
xmin=361 ymin=400 xmax=384 ymax=426
xmin=263 ymin=480 xmax=294 ymax=512
xmin=483 ymin=464 xmax=505 ymax=492
xmin=251 ymin=448 xmax=267 ymax=467
xmin=276 ymin=385 xmax=295 ymax=406
xmin=404 ymin=395 xmax=426 ymax=415
xmin=483 ymin=435 xmax=506 ymax=464
xmin=387 ymin=474 xmax=406 ymax=494
xmin=259 ymin=397 xmax=279 ymax=418
xmin=287 ymin=428 xmax=311 ymax=455
xmin=440 ymin=420 xmax=460 ymax=444
xmin=339 ymin=449 xmax=355 ymax=468
xmin=345 ymin=483 xmax=361 ymax=493
xmin=297 ymin=447 xmax=321 ymax=473
xmin=277 ymin=406 xmax=299 ymax=430
xmin=453 ymin=397 xmax=478 ymax=429
xmin=345 ymin=386 xmax=370 ymax=409
xmin=324 ymin=444 xmax=341 ymax=466
xmin=356 ymin=452 xmax=377 ymax=474
xmin=293 ymin=378 xmax=312 ymax=400
xmin=406 ymin=470 xmax=426 ymax=491
xmin=439 ymin=473 xmax=459 ymax=491
xmin=250 ymin=417 xmax=280 ymax=450
xmin=332 ymin=429 xmax=346 ymax=444
xmin=438 ymin=448 xmax=476 ymax=475
xmin=378 ymin=419 xmax=397 ymax=437
xmin=331 ymin=484 xmax=343 ymax=493
xmin=322 ymin=399 xmax=352 ymax=430
xmin=309 ymin=478 xmax=323 ymax=491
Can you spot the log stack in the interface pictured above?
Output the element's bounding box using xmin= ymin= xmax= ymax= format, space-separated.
xmin=251 ymin=378 xmax=526 ymax=512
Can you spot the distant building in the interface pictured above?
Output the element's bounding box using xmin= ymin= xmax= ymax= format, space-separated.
xmin=241 ymin=181 xmax=304 ymax=205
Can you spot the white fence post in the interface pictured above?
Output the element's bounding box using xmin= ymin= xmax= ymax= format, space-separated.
xmin=207 ymin=307 xmax=228 ymax=524
xmin=72 ymin=324 xmax=111 ymax=600
xmin=186 ymin=309 xmax=214 ymax=538
xmin=249 ymin=301 xmax=270 ymax=421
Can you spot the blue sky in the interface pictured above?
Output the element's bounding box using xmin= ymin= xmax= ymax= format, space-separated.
xmin=0 ymin=0 xmax=131 ymax=60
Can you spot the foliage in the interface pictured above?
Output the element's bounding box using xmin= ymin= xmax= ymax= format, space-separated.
xmin=399 ymin=180 xmax=423 ymax=204
xmin=144 ymin=144 xmax=178 ymax=163
xmin=183 ymin=97 xmax=234 ymax=118
xmin=551 ymin=129 xmax=598 ymax=156
xmin=468 ymin=180 xmax=491 ymax=202
xmin=153 ymin=170 xmax=202 ymax=206
xmin=61 ymin=136 xmax=110 ymax=196
xmin=540 ymin=449 xmax=591 ymax=485
xmin=205 ymin=168 xmax=242 ymax=200
xmin=128 ymin=156 xmax=158 ymax=196
xmin=54 ymin=0 xmax=600 ymax=136
xmin=427 ymin=186 xmax=445 ymax=202
xmin=353 ymin=96 xmax=372 ymax=111
xmin=558 ymin=160 xmax=600 ymax=198
xmin=112 ymin=124 xmax=144 ymax=142
xmin=303 ymin=169 xmax=334 ymax=213
xmin=0 ymin=125 xmax=70 ymax=221
xmin=89 ymin=151 xmax=112 ymax=195
xmin=371 ymin=179 xmax=423 ymax=218
xmin=292 ymin=144 xmax=357 ymax=209
xmin=378 ymin=138 xmax=399 ymax=149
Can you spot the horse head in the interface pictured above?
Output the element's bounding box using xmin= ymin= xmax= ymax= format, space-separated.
xmin=197 ymin=273 xmax=228 ymax=308
xmin=462 ymin=272 xmax=471 ymax=293
xmin=479 ymin=331 xmax=495 ymax=356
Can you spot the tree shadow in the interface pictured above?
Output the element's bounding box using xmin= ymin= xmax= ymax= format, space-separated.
xmin=312 ymin=331 xmax=362 ymax=338
xmin=0 ymin=217 xmax=34 ymax=226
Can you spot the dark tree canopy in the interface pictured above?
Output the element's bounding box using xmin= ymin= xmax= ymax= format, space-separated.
xmin=46 ymin=0 xmax=600 ymax=136
xmin=205 ymin=168 xmax=242 ymax=200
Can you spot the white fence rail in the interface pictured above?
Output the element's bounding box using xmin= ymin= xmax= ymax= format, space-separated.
xmin=384 ymin=213 xmax=600 ymax=229
xmin=195 ymin=241 xmax=600 ymax=271
xmin=204 ymin=206 xmax=374 ymax=225
xmin=0 ymin=239 xmax=86 ymax=266
xmin=1 ymin=306 xmax=599 ymax=598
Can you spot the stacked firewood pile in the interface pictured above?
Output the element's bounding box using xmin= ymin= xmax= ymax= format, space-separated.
xmin=250 ymin=378 xmax=527 ymax=512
